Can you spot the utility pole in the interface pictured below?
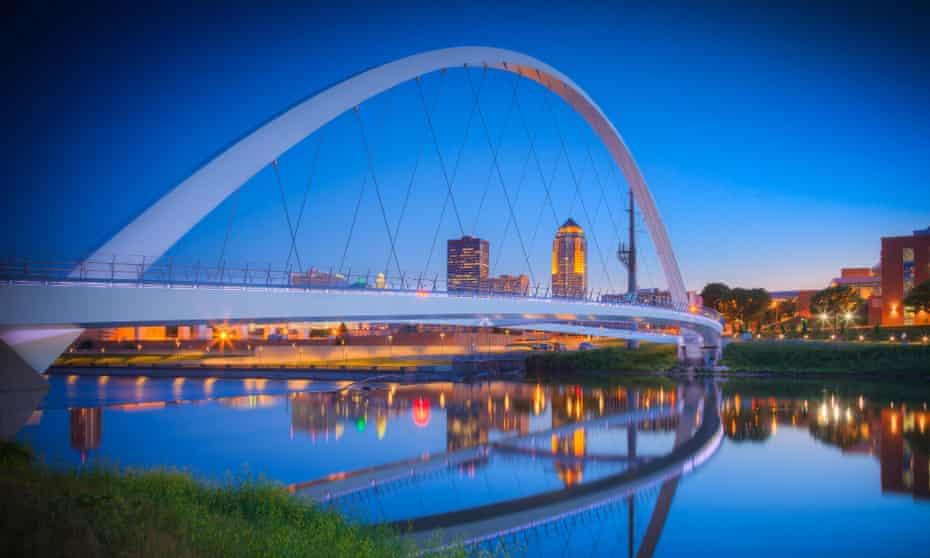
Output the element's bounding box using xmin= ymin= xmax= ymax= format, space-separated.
xmin=618 ymin=188 xmax=639 ymax=349
xmin=617 ymin=188 xmax=637 ymax=295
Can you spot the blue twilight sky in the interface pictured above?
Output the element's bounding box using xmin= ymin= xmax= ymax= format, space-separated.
xmin=3 ymin=0 xmax=929 ymax=293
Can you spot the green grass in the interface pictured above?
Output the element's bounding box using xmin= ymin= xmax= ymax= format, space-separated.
xmin=721 ymin=341 xmax=930 ymax=374
xmin=55 ymin=353 xmax=207 ymax=367
xmin=525 ymin=343 xmax=678 ymax=377
xmin=0 ymin=442 xmax=470 ymax=558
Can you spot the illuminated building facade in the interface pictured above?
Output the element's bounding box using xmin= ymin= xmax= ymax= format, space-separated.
xmin=447 ymin=235 xmax=489 ymax=292
xmin=831 ymin=267 xmax=881 ymax=300
xmin=291 ymin=269 xmax=349 ymax=288
xmin=880 ymin=227 xmax=930 ymax=326
xmin=487 ymin=274 xmax=530 ymax=296
xmin=551 ymin=218 xmax=587 ymax=298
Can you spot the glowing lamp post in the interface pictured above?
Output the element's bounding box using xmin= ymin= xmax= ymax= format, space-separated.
xmin=843 ymin=311 xmax=854 ymax=341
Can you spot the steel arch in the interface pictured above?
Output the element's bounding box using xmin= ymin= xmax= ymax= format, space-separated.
xmin=75 ymin=46 xmax=688 ymax=304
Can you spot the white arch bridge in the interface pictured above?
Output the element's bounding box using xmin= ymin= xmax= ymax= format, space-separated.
xmin=0 ymin=46 xmax=722 ymax=396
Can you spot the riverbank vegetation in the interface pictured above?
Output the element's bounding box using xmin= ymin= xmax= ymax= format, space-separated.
xmin=525 ymin=343 xmax=678 ymax=377
xmin=0 ymin=442 xmax=461 ymax=558
xmin=53 ymin=352 xmax=452 ymax=371
xmin=720 ymin=376 xmax=930 ymax=404
xmin=721 ymin=341 xmax=930 ymax=374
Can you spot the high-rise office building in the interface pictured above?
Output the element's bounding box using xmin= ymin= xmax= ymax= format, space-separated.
xmin=552 ymin=218 xmax=587 ymax=298
xmin=447 ymin=235 xmax=489 ymax=292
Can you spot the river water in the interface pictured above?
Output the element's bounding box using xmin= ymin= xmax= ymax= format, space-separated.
xmin=15 ymin=373 xmax=930 ymax=557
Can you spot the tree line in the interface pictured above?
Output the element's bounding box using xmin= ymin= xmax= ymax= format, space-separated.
xmin=701 ymin=278 xmax=930 ymax=335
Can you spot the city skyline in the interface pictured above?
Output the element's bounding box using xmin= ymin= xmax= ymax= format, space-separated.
xmin=4 ymin=2 xmax=929 ymax=293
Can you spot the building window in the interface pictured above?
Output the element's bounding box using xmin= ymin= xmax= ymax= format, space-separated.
xmin=903 ymin=247 xmax=915 ymax=294
xmin=903 ymin=247 xmax=915 ymax=325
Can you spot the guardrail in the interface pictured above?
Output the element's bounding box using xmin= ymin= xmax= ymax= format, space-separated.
xmin=0 ymin=256 xmax=721 ymax=321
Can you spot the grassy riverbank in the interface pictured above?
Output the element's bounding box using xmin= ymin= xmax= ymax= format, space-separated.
xmin=525 ymin=343 xmax=678 ymax=377
xmin=0 ymin=443 xmax=455 ymax=558
xmin=721 ymin=341 xmax=930 ymax=374
xmin=54 ymin=353 xmax=452 ymax=371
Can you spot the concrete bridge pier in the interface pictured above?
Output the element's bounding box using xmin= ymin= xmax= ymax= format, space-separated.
xmin=0 ymin=326 xmax=82 ymax=439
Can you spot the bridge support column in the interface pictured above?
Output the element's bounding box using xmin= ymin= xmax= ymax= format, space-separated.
xmin=0 ymin=326 xmax=81 ymax=439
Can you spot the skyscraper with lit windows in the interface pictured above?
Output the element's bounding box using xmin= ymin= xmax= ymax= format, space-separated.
xmin=447 ymin=235 xmax=489 ymax=292
xmin=552 ymin=218 xmax=587 ymax=298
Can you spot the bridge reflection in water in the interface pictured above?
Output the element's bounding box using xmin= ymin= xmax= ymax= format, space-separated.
xmin=52 ymin=376 xmax=719 ymax=557
xmin=289 ymin=381 xmax=721 ymax=557
xmin=43 ymin=376 xmax=930 ymax=556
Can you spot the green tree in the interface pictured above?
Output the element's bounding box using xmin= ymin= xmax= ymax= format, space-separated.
xmin=700 ymin=283 xmax=731 ymax=313
xmin=729 ymin=288 xmax=771 ymax=332
xmin=903 ymin=279 xmax=930 ymax=314
xmin=810 ymin=285 xmax=864 ymax=333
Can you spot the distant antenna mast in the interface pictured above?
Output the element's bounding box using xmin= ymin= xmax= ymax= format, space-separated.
xmin=617 ymin=188 xmax=637 ymax=295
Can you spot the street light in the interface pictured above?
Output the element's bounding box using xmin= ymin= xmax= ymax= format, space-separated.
xmin=439 ymin=332 xmax=446 ymax=355
xmin=387 ymin=335 xmax=393 ymax=358
xmin=842 ymin=311 xmax=855 ymax=341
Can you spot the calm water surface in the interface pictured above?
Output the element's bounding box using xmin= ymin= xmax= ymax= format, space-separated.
xmin=15 ymin=373 xmax=930 ymax=557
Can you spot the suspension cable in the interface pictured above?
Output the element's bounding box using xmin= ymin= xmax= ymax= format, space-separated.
xmin=271 ymin=159 xmax=303 ymax=271
xmin=493 ymin=81 xmax=545 ymax=271
xmin=384 ymin=69 xmax=447 ymax=274
xmin=339 ymin=173 xmax=368 ymax=274
xmin=465 ymin=67 xmax=536 ymax=285
xmin=217 ymin=184 xmax=242 ymax=269
xmin=353 ymin=105 xmax=403 ymax=278
xmin=566 ymin=141 xmax=591 ymax=219
xmin=285 ymin=129 xmax=328 ymax=271
xmin=541 ymin=89 xmax=614 ymax=292
xmin=339 ymin=96 xmax=394 ymax=274
xmin=585 ymin=141 xmax=622 ymax=241
xmin=471 ymin=72 xmax=520 ymax=234
xmin=418 ymin=71 xmax=469 ymax=236
xmin=518 ymin=76 xmax=562 ymax=249
xmin=420 ymin=67 xmax=487 ymax=278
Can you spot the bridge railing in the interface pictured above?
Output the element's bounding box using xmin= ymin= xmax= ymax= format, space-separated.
xmin=0 ymin=255 xmax=721 ymax=320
